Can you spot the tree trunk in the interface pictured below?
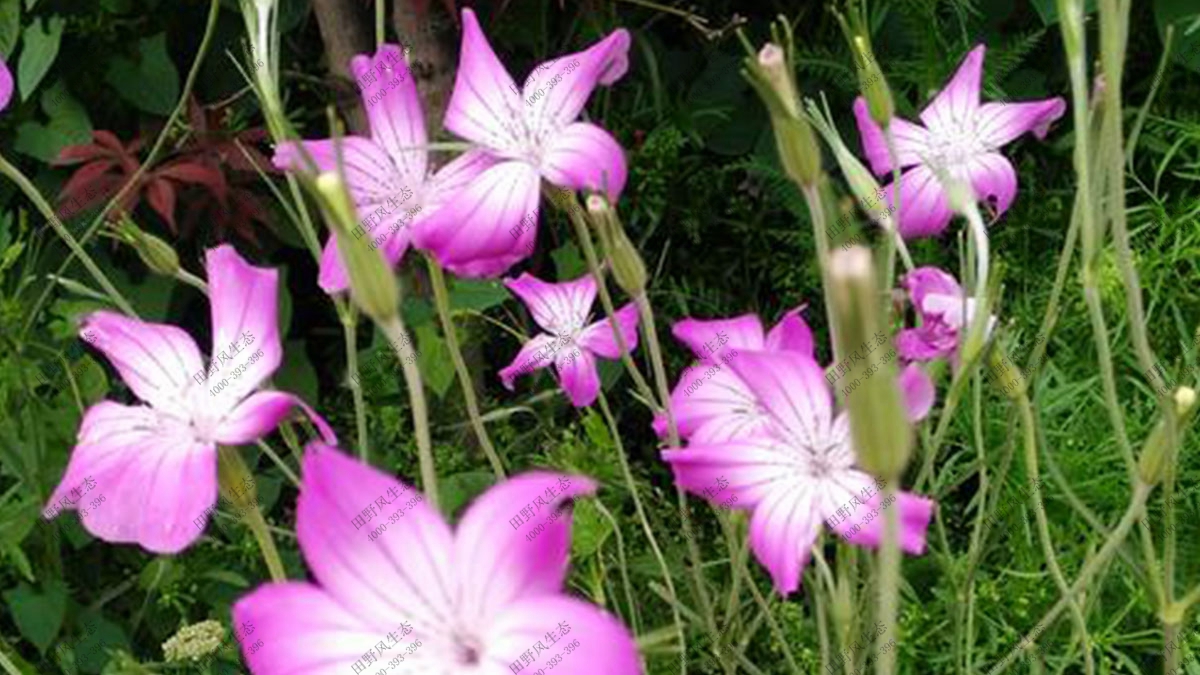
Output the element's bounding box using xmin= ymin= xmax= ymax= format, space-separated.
xmin=311 ymin=0 xmax=371 ymax=134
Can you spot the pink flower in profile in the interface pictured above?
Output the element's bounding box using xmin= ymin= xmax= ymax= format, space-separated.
xmin=233 ymin=444 xmax=642 ymax=675
xmin=656 ymin=309 xmax=935 ymax=442
xmin=0 ymin=57 xmax=12 ymax=112
xmin=499 ymin=273 xmax=638 ymax=407
xmin=414 ymin=9 xmax=631 ymax=277
xmin=854 ymin=45 xmax=1066 ymax=238
xmin=273 ymin=43 xmax=492 ymax=293
xmin=43 ymin=246 xmax=335 ymax=554
xmin=661 ymin=351 xmax=935 ymax=595
xmin=897 ymin=266 xmax=995 ymax=362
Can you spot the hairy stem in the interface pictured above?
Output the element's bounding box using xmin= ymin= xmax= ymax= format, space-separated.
xmin=379 ymin=315 xmax=439 ymax=510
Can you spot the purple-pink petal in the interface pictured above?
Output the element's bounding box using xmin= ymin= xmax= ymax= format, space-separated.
xmin=80 ymin=311 xmax=204 ymax=415
xmin=499 ymin=334 xmax=560 ymax=390
xmin=46 ymin=402 xmax=216 ymax=553
xmin=351 ymin=44 xmax=428 ymax=180
xmin=485 ymin=595 xmax=642 ymax=675
xmin=919 ymin=45 xmax=985 ymax=134
xmin=883 ymin=165 xmax=956 ymax=238
xmin=898 ymin=363 xmax=936 ymax=421
xmin=272 ymin=137 xmax=395 ymax=200
xmin=764 ymin=307 xmax=816 ymax=357
xmin=672 ymin=313 xmax=765 ymax=362
xmin=454 ymin=471 xmax=597 ymax=621
xmin=748 ymin=488 xmax=821 ymax=595
xmin=413 ymin=160 xmax=541 ymax=278
xmin=540 ymin=122 xmax=628 ymax=200
xmin=205 ymin=245 xmax=282 ymax=410
xmin=213 ymin=391 xmax=336 ymax=446
xmin=852 ymin=97 xmax=932 ymax=176
xmin=726 ymin=351 xmax=834 ymax=445
xmin=0 ymin=58 xmax=11 ymax=113
xmin=504 ymin=272 xmax=597 ymax=335
xmin=521 ymin=28 xmax=631 ymax=132
xmin=555 ymin=347 xmax=601 ymax=407
xmin=826 ymin=471 xmax=934 ymax=555
xmin=577 ymin=302 xmax=640 ymax=359
xmin=966 ymin=152 xmax=1018 ymax=218
xmin=976 ymin=98 xmax=1068 ymax=146
xmin=442 ymin=9 xmax=525 ymax=152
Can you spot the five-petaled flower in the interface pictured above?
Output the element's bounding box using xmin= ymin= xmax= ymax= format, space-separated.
xmin=854 ymin=44 xmax=1066 ymax=238
xmin=43 ymin=245 xmax=335 ymax=553
xmin=413 ymin=9 xmax=632 ymax=277
xmin=661 ymin=351 xmax=935 ymax=595
xmin=499 ymin=273 xmax=639 ymax=407
xmin=273 ymin=43 xmax=492 ymax=293
xmin=896 ymin=266 xmax=996 ymax=362
xmin=232 ymin=445 xmax=641 ymax=675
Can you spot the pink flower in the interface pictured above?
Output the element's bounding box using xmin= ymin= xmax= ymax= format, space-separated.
xmin=273 ymin=43 xmax=493 ymax=293
xmin=896 ymin=266 xmax=995 ymax=362
xmin=0 ymin=57 xmax=11 ymax=112
xmin=656 ymin=309 xmax=934 ymax=441
xmin=854 ymin=45 xmax=1066 ymax=238
xmin=43 ymin=245 xmax=335 ymax=554
xmin=413 ymin=9 xmax=631 ymax=277
xmin=499 ymin=272 xmax=639 ymax=407
xmin=233 ymin=444 xmax=643 ymax=675
xmin=653 ymin=309 xmax=814 ymax=442
xmin=661 ymin=351 xmax=935 ymax=595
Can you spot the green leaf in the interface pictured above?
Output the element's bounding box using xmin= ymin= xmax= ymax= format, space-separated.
xmin=104 ymin=33 xmax=179 ymax=115
xmin=569 ymin=499 xmax=613 ymax=559
xmin=3 ymin=579 xmax=67 ymax=653
xmin=551 ymin=241 xmax=587 ymax=279
xmin=0 ymin=0 xmax=20 ymax=58
xmin=16 ymin=15 xmax=64 ymax=101
xmin=439 ymin=471 xmax=496 ymax=519
xmin=13 ymin=80 xmax=93 ymax=163
xmin=415 ymin=323 xmax=454 ymax=398
xmin=274 ymin=339 xmax=318 ymax=404
xmin=200 ymin=570 xmax=251 ymax=589
xmin=1155 ymin=0 xmax=1200 ymax=73
xmin=448 ymin=278 xmax=510 ymax=314
xmin=72 ymin=611 xmax=128 ymax=674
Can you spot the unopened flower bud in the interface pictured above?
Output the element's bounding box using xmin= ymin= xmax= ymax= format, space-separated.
xmin=853 ymin=37 xmax=894 ymax=127
xmin=116 ymin=217 xmax=180 ymax=276
xmin=987 ymin=348 xmax=1026 ymax=401
xmin=315 ymin=171 xmax=399 ymax=322
xmin=829 ymin=246 xmax=910 ymax=478
xmin=588 ymin=195 xmax=646 ymax=295
xmin=752 ymin=43 xmax=821 ymax=186
xmin=1137 ymin=386 xmax=1197 ymax=486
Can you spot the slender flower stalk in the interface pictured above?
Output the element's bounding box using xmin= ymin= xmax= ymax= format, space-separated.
xmin=425 ymin=255 xmax=506 ymax=479
xmin=0 ymin=154 xmax=137 ymax=318
xmin=378 ymin=314 xmax=439 ymax=511
xmin=217 ymin=446 xmax=286 ymax=581
xmin=338 ymin=303 xmax=369 ymax=460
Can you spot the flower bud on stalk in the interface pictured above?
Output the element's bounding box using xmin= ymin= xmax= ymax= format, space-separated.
xmin=315 ymin=172 xmax=399 ymax=322
xmin=115 ymin=216 xmax=180 ymax=277
xmin=1137 ymin=386 xmax=1197 ymax=486
xmin=829 ymin=246 xmax=911 ymax=478
xmin=748 ymin=43 xmax=822 ymax=186
xmin=587 ymin=195 xmax=646 ymax=296
xmin=853 ymin=37 xmax=894 ymax=127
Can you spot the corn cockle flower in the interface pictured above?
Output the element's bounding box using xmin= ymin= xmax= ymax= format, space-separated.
xmin=0 ymin=57 xmax=11 ymax=112
xmin=233 ymin=444 xmax=642 ymax=675
xmin=661 ymin=351 xmax=935 ymax=595
xmin=499 ymin=273 xmax=638 ymax=407
xmin=897 ymin=266 xmax=996 ymax=362
xmin=273 ymin=44 xmax=492 ymax=293
xmin=655 ymin=310 xmax=935 ymax=442
xmin=853 ymin=45 xmax=1066 ymax=238
xmin=43 ymin=245 xmax=334 ymax=553
xmin=414 ymin=9 xmax=631 ymax=277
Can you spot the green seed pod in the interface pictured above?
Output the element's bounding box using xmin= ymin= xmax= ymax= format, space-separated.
xmin=587 ymin=196 xmax=646 ymax=295
xmin=315 ymin=172 xmax=399 ymax=323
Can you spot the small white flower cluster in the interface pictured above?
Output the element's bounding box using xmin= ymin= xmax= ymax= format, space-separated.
xmin=162 ymin=619 xmax=227 ymax=663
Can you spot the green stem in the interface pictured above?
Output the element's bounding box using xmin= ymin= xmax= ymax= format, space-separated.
xmin=339 ymin=302 xmax=369 ymax=461
xmin=375 ymin=0 xmax=385 ymax=47
xmin=21 ymin=0 xmax=221 ymax=337
xmin=882 ymin=127 xmax=914 ymax=276
xmin=876 ymin=480 xmax=899 ymax=675
xmin=379 ymin=315 xmax=439 ymax=510
xmin=1016 ymin=389 xmax=1095 ymax=675
xmin=596 ymin=390 xmax=687 ymax=675
xmin=426 ymin=255 xmax=506 ymax=480
xmin=0 ymin=638 xmax=24 ymax=675
xmin=746 ymin=574 xmax=804 ymax=675
xmin=988 ymin=481 xmax=1152 ymax=674
xmin=0 ymin=154 xmax=137 ymax=317
xmin=217 ymin=446 xmax=286 ymax=581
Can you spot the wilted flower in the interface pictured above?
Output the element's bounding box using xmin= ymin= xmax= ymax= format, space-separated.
xmin=661 ymin=351 xmax=935 ymax=595
xmin=233 ymin=445 xmax=642 ymax=674
xmin=414 ymin=9 xmax=631 ymax=277
xmin=274 ymin=44 xmax=491 ymax=293
xmin=44 ymin=246 xmax=335 ymax=553
xmin=499 ymin=272 xmax=639 ymax=407
xmin=853 ymin=45 xmax=1066 ymax=238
